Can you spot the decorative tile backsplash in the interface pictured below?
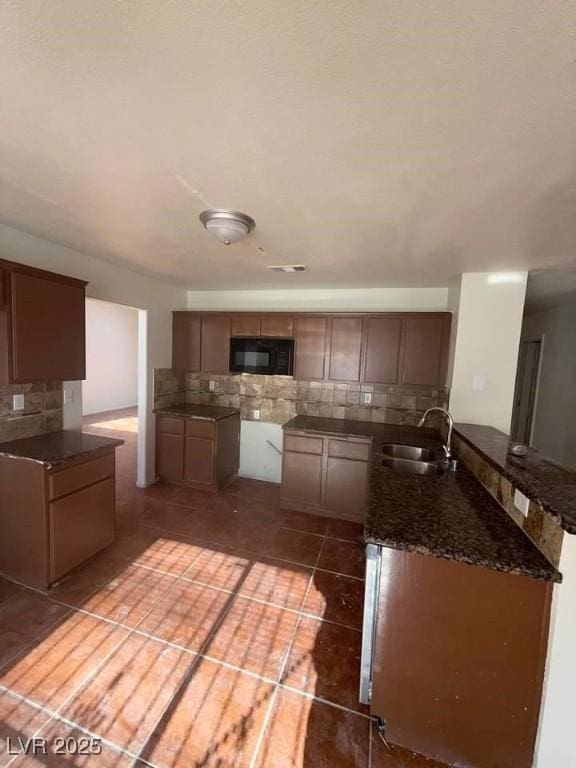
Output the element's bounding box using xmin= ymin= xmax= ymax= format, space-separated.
xmin=154 ymin=369 xmax=448 ymax=427
xmin=0 ymin=382 xmax=64 ymax=443
xmin=452 ymin=433 xmax=564 ymax=569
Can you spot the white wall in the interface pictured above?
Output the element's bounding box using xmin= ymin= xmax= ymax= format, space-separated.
xmin=187 ymin=287 xmax=449 ymax=312
xmin=522 ymin=303 xmax=576 ymax=470
xmin=83 ymin=299 xmax=138 ymax=415
xmin=449 ymin=272 xmax=528 ymax=433
xmin=536 ymin=535 xmax=576 ymax=767
xmin=0 ymin=223 xmax=187 ymax=485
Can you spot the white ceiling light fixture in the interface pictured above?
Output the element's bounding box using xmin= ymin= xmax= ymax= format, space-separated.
xmin=199 ymin=209 xmax=255 ymax=245
xmin=268 ymin=265 xmax=308 ymax=273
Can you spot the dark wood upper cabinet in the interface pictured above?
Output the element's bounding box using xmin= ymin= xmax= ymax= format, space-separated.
xmin=363 ymin=316 xmax=403 ymax=385
xmin=172 ymin=312 xmax=201 ymax=371
xmin=403 ymin=315 xmax=451 ymax=386
xmin=200 ymin=314 xmax=231 ymax=374
xmin=231 ymin=314 xmax=261 ymax=337
xmin=328 ymin=317 xmax=363 ymax=382
xmin=261 ymin=314 xmax=294 ymax=338
xmin=0 ymin=262 xmax=87 ymax=385
xmin=294 ymin=316 xmax=328 ymax=380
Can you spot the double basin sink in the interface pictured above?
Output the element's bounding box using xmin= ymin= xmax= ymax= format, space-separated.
xmin=380 ymin=443 xmax=443 ymax=476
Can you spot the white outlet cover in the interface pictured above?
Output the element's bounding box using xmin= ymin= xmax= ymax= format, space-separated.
xmin=253 ymin=410 xmax=260 ymax=420
xmin=13 ymin=394 xmax=25 ymax=410
xmin=64 ymin=389 xmax=74 ymax=405
xmin=363 ymin=392 xmax=372 ymax=405
xmin=514 ymin=489 xmax=530 ymax=518
xmin=209 ymin=380 xmax=215 ymax=391
xmin=472 ymin=375 xmax=487 ymax=392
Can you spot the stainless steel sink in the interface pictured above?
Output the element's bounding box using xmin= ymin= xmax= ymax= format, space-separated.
xmin=380 ymin=443 xmax=435 ymax=462
xmin=381 ymin=456 xmax=443 ymax=476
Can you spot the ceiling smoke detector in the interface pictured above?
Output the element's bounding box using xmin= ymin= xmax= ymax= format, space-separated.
xmin=199 ymin=209 xmax=255 ymax=245
xmin=268 ymin=265 xmax=308 ymax=273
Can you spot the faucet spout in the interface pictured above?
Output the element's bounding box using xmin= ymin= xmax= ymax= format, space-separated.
xmin=418 ymin=407 xmax=454 ymax=462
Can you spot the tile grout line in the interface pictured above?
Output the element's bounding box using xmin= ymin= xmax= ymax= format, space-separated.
xmin=248 ymin=530 xmax=328 ymax=768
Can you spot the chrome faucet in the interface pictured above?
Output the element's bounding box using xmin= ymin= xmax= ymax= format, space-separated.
xmin=418 ymin=407 xmax=456 ymax=467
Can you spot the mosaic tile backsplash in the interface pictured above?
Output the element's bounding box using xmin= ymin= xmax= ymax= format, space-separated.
xmin=154 ymin=369 xmax=448 ymax=427
xmin=0 ymin=382 xmax=64 ymax=443
xmin=452 ymin=433 xmax=564 ymax=569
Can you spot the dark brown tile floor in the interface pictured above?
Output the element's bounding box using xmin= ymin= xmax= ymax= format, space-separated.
xmin=0 ymin=407 xmax=451 ymax=767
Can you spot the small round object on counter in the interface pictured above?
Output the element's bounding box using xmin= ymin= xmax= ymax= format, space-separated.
xmin=510 ymin=443 xmax=529 ymax=457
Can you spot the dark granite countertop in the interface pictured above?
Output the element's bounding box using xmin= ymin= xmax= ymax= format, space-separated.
xmin=283 ymin=416 xmax=560 ymax=583
xmin=455 ymin=423 xmax=576 ymax=534
xmin=154 ymin=404 xmax=240 ymax=421
xmin=0 ymin=430 xmax=124 ymax=470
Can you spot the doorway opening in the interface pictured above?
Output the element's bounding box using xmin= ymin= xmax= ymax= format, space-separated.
xmin=511 ymin=339 xmax=542 ymax=445
xmin=82 ymin=298 xmax=143 ymax=488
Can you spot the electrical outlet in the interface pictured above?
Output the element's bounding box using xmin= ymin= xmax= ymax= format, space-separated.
xmin=209 ymin=380 xmax=217 ymax=392
xmin=514 ymin=489 xmax=530 ymax=518
xmin=362 ymin=392 xmax=372 ymax=405
xmin=64 ymin=389 xmax=74 ymax=405
xmin=13 ymin=394 xmax=24 ymax=411
xmin=253 ymin=410 xmax=260 ymax=420
xmin=472 ymin=375 xmax=486 ymax=392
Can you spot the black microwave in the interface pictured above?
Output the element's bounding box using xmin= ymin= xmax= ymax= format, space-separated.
xmin=229 ymin=338 xmax=294 ymax=376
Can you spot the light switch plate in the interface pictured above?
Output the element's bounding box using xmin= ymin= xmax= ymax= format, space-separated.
xmin=209 ymin=380 xmax=215 ymax=392
xmin=514 ymin=489 xmax=530 ymax=518
xmin=253 ymin=410 xmax=260 ymax=420
xmin=13 ymin=394 xmax=25 ymax=411
xmin=472 ymin=375 xmax=487 ymax=392
xmin=362 ymin=392 xmax=372 ymax=405
xmin=64 ymin=389 xmax=74 ymax=405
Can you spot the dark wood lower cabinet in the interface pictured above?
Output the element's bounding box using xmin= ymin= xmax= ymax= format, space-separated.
xmin=280 ymin=429 xmax=371 ymax=522
xmin=156 ymin=413 xmax=240 ymax=491
xmin=0 ymin=448 xmax=117 ymax=591
xmin=367 ymin=547 xmax=552 ymax=768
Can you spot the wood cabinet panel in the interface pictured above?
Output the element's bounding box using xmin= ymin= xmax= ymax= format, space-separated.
xmin=261 ymin=314 xmax=294 ymax=338
xmin=201 ymin=314 xmax=231 ymax=374
xmin=324 ymin=456 xmax=369 ymax=522
xmin=283 ymin=434 xmax=323 ymax=455
xmin=185 ymin=419 xmax=215 ymax=439
xmin=294 ymin=317 xmax=328 ymax=380
xmin=231 ymin=315 xmax=261 ymax=337
xmin=403 ymin=316 xmax=450 ymax=386
xmin=328 ymin=317 xmax=363 ymax=382
xmin=157 ymin=432 xmax=184 ymax=481
xmin=184 ymin=437 xmax=215 ymax=485
xmin=172 ymin=312 xmax=201 ymax=371
xmin=363 ymin=317 xmax=403 ymax=384
xmin=10 ymin=271 xmax=85 ymax=382
xmin=49 ymin=454 xmax=114 ymax=501
xmin=281 ymin=451 xmax=323 ymax=506
xmin=50 ymin=477 xmax=115 ymax=582
xmin=327 ymin=438 xmax=371 ymax=462
xmin=158 ymin=416 xmax=185 ymax=435
xmin=371 ymin=548 xmax=551 ymax=768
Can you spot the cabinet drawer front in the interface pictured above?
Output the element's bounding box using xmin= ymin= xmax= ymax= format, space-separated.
xmin=50 ymin=477 xmax=115 ymax=582
xmin=328 ymin=439 xmax=370 ymax=462
xmin=49 ymin=453 xmax=115 ymax=500
xmin=158 ymin=416 xmax=185 ymax=435
xmin=185 ymin=419 xmax=215 ymax=439
xmin=284 ymin=434 xmax=323 ymax=455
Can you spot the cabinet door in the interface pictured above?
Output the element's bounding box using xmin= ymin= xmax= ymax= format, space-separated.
xmin=201 ymin=315 xmax=231 ymax=373
xmin=281 ymin=451 xmax=323 ymax=506
xmin=363 ymin=317 xmax=403 ymax=384
xmin=10 ymin=271 xmax=85 ymax=382
xmin=403 ymin=316 xmax=450 ymax=386
xmin=294 ymin=317 xmax=328 ymax=380
xmin=261 ymin=315 xmax=294 ymax=338
xmin=172 ymin=312 xmax=201 ymax=371
xmin=324 ymin=456 xmax=368 ymax=522
xmin=328 ymin=317 xmax=363 ymax=382
xmin=50 ymin=477 xmax=115 ymax=582
xmin=231 ymin=315 xmax=261 ymax=337
xmin=157 ymin=432 xmax=184 ymax=481
xmin=184 ymin=437 xmax=215 ymax=485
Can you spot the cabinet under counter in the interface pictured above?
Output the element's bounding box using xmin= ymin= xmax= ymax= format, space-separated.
xmin=0 ymin=430 xmax=123 ymax=591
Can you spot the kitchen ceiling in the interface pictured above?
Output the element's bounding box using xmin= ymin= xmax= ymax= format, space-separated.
xmin=1 ymin=0 xmax=576 ymax=289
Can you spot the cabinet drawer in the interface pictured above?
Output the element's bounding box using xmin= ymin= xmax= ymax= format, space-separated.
xmin=50 ymin=477 xmax=115 ymax=582
xmin=284 ymin=434 xmax=323 ymax=455
xmin=185 ymin=419 xmax=215 ymax=439
xmin=328 ymin=439 xmax=370 ymax=462
xmin=157 ymin=416 xmax=185 ymax=435
xmin=49 ymin=453 xmax=115 ymax=500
